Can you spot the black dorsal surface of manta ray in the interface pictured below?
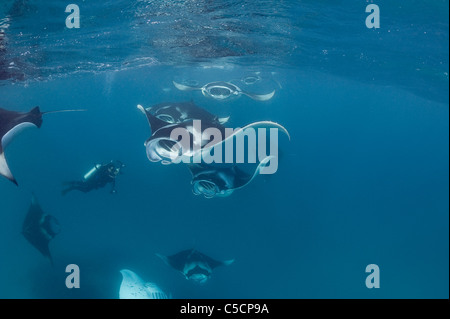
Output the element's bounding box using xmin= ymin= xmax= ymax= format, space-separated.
xmin=188 ymin=158 xmax=273 ymax=199
xmin=138 ymin=103 xmax=290 ymax=165
xmin=22 ymin=195 xmax=60 ymax=265
xmin=156 ymin=249 xmax=234 ymax=284
xmin=138 ymin=100 xmax=230 ymax=125
xmin=173 ymin=80 xmax=275 ymax=101
xmin=0 ymin=106 xmax=85 ymax=185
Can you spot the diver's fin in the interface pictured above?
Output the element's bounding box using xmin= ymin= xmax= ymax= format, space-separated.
xmin=0 ymin=152 xmax=18 ymax=186
xmin=242 ymin=90 xmax=275 ymax=101
xmin=173 ymin=81 xmax=201 ymax=91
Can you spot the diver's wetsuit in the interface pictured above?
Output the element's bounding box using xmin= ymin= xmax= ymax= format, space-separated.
xmin=62 ymin=162 xmax=122 ymax=195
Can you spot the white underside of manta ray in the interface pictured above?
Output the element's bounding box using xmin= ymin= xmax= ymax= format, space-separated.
xmin=119 ymin=269 xmax=169 ymax=299
xmin=173 ymin=80 xmax=275 ymax=101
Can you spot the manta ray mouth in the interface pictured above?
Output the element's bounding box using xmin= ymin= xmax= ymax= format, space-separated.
xmin=185 ymin=266 xmax=211 ymax=284
xmin=159 ymin=139 xmax=177 ymax=152
xmin=205 ymin=86 xmax=235 ymax=99
xmin=193 ymin=180 xmax=219 ymax=198
xmin=188 ymin=273 xmax=209 ymax=284
xmin=146 ymin=138 xmax=182 ymax=163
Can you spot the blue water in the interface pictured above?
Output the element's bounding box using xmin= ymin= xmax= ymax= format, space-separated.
xmin=0 ymin=1 xmax=448 ymax=299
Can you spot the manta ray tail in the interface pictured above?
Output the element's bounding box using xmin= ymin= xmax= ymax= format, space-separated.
xmin=155 ymin=253 xmax=170 ymax=266
xmin=242 ymin=90 xmax=275 ymax=101
xmin=42 ymin=109 xmax=87 ymax=115
xmin=0 ymin=152 xmax=18 ymax=185
xmin=173 ymin=81 xmax=201 ymax=91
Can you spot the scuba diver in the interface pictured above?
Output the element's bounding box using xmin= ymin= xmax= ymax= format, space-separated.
xmin=62 ymin=160 xmax=125 ymax=196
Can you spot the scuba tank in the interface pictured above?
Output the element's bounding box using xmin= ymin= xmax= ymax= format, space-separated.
xmin=83 ymin=164 xmax=101 ymax=180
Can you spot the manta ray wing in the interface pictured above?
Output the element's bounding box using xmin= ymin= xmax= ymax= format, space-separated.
xmin=232 ymin=156 xmax=277 ymax=190
xmin=241 ymin=90 xmax=276 ymax=101
xmin=198 ymin=251 xmax=234 ymax=269
xmin=156 ymin=250 xmax=192 ymax=272
xmin=195 ymin=121 xmax=290 ymax=164
xmin=0 ymin=107 xmax=43 ymax=185
xmin=119 ymin=269 xmax=148 ymax=299
xmin=187 ymin=163 xmax=208 ymax=178
xmin=138 ymin=104 xmax=174 ymax=135
xmin=0 ymin=152 xmax=16 ymax=185
xmin=173 ymin=81 xmax=201 ymax=91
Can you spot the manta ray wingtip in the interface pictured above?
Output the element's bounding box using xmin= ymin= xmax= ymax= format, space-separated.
xmin=0 ymin=152 xmax=18 ymax=185
xmin=223 ymin=259 xmax=235 ymax=266
xmin=280 ymin=125 xmax=291 ymax=140
xmin=137 ymin=104 xmax=146 ymax=113
xmin=218 ymin=116 xmax=230 ymax=125
xmin=271 ymin=122 xmax=291 ymax=140
xmin=172 ymin=80 xmax=194 ymax=91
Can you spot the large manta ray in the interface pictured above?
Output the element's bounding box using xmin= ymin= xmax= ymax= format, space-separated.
xmin=173 ymin=80 xmax=275 ymax=101
xmin=188 ymin=157 xmax=274 ymax=199
xmin=22 ymin=195 xmax=60 ymax=265
xmin=138 ymin=103 xmax=289 ymax=165
xmin=0 ymin=106 xmax=84 ymax=185
xmin=156 ymin=249 xmax=234 ymax=284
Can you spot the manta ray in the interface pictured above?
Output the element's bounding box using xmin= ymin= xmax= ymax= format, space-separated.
xmin=156 ymin=249 xmax=234 ymax=284
xmin=119 ymin=269 xmax=169 ymax=299
xmin=173 ymin=80 xmax=275 ymax=101
xmin=22 ymin=195 xmax=60 ymax=265
xmin=138 ymin=103 xmax=289 ymax=165
xmin=188 ymin=157 xmax=275 ymax=199
xmin=0 ymin=106 xmax=84 ymax=185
